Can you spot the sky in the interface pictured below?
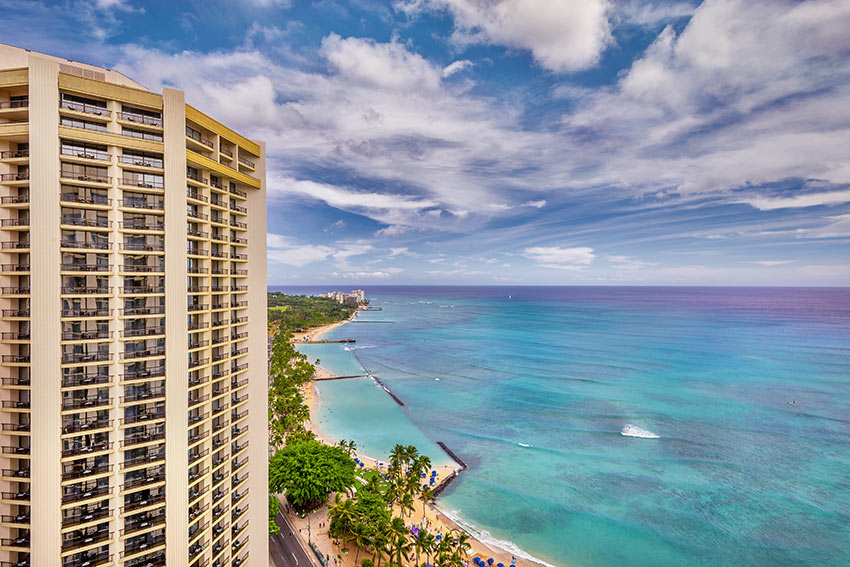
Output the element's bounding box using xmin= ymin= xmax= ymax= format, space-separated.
xmin=2 ymin=0 xmax=849 ymax=285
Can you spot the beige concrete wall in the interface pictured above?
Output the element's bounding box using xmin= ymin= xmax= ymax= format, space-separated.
xmin=246 ymin=141 xmax=269 ymax=563
xmin=163 ymin=87 xmax=191 ymax=566
xmin=28 ymin=53 xmax=63 ymax=567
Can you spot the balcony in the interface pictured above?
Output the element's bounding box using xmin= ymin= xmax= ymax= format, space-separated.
xmin=0 ymin=354 xmax=29 ymax=364
xmin=120 ymin=429 xmax=165 ymax=448
xmin=61 ymin=351 xmax=112 ymax=363
xmin=119 ymin=198 xmax=164 ymax=210
xmin=125 ymin=551 xmax=165 ymax=567
xmin=122 ymin=532 xmax=165 ymax=558
xmin=62 ymin=307 xmax=112 ymax=319
xmin=230 ymin=188 xmax=247 ymax=198
xmin=61 ymin=286 xmax=111 ymax=296
xmin=61 ymin=99 xmax=110 ymax=117
xmin=121 ymin=509 xmax=166 ymax=537
xmin=121 ymin=450 xmax=165 ymax=470
xmin=120 ymin=347 xmax=165 ymax=361
xmin=61 ymin=146 xmax=110 ymax=162
xmin=0 ymin=196 xmax=29 ymax=205
xmin=188 ymin=211 xmax=209 ymax=221
xmin=61 ymin=216 xmax=110 ymax=228
xmin=61 ymin=440 xmax=112 ymax=458
xmin=120 ymin=242 xmax=164 ymax=252
xmin=60 ymin=193 xmax=111 ymax=206
xmin=186 ymin=127 xmax=214 ymax=149
xmin=121 ymin=264 xmax=164 ymax=273
xmin=120 ymin=410 xmax=165 ymax=426
xmin=121 ymin=305 xmax=165 ymax=316
xmin=120 ymin=221 xmax=164 ymax=231
xmin=61 ymin=329 xmax=111 ymax=341
xmin=62 ymin=484 xmax=109 ymax=504
xmin=188 ymin=412 xmax=210 ymax=427
xmin=187 ymin=171 xmax=208 ymax=184
xmin=60 ymin=240 xmax=110 ymax=250
xmin=61 ymin=418 xmax=110 ymax=435
xmin=62 ymin=505 xmax=111 ymax=528
xmin=1 ymin=489 xmax=30 ymax=502
xmin=119 ymin=112 xmax=163 ymax=128
xmin=62 ymin=528 xmax=112 ymax=552
xmin=1 ymin=422 xmax=29 ymax=432
xmin=59 ymin=172 xmax=111 ymax=185
xmin=187 ymin=188 xmax=209 ymax=203
xmin=61 ymin=463 xmax=113 ymax=481
xmin=62 ymin=396 xmax=112 ymax=411
xmin=0 ymin=266 xmax=29 ymax=275
xmin=60 ymin=263 xmax=111 ymax=273
xmin=120 ymin=285 xmax=164 ymax=294
xmin=120 ymin=154 xmax=164 ymax=169
xmin=188 ymin=227 xmax=209 ymax=238
xmin=120 ymin=178 xmax=164 ymax=190
xmin=1 ymin=467 xmax=29 ymax=479
xmin=0 ymin=149 xmax=28 ymax=159
xmin=63 ymin=553 xmax=112 ymax=567
xmin=0 ymin=172 xmax=29 ymax=183
xmin=122 ymin=366 xmax=165 ymax=381
xmin=121 ymin=326 xmax=165 ymax=338
xmin=121 ymin=386 xmax=165 ymax=403
xmin=62 ymin=373 xmax=110 ymax=388
xmin=121 ymin=470 xmax=165 ymax=491
xmin=0 ymin=286 xmax=29 ymax=295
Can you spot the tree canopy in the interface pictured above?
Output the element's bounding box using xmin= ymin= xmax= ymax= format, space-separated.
xmin=269 ymin=440 xmax=357 ymax=511
xmin=268 ymin=292 xmax=356 ymax=331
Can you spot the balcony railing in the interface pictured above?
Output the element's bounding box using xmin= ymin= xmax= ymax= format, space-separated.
xmin=120 ymin=242 xmax=164 ymax=252
xmin=187 ymin=189 xmax=208 ymax=202
xmin=61 ymin=330 xmax=111 ymax=341
xmin=61 ymin=307 xmax=112 ymax=317
xmin=0 ymin=195 xmax=29 ymax=205
xmin=61 ymin=396 xmax=112 ymax=411
xmin=120 ymin=178 xmax=164 ymax=190
xmin=0 ymin=150 xmax=27 ymax=160
xmin=121 ymin=153 xmax=164 ymax=168
xmin=120 ymin=221 xmax=164 ymax=231
xmin=61 ymin=100 xmax=110 ymax=117
xmin=61 ymin=351 xmax=112 ymax=363
xmin=62 ymin=484 xmax=109 ymax=504
xmin=0 ymin=99 xmax=27 ymax=109
xmin=237 ymin=156 xmax=255 ymax=168
xmin=119 ymin=198 xmax=164 ymax=210
xmin=61 ymin=418 xmax=110 ymax=434
xmin=121 ymin=367 xmax=165 ymax=381
xmin=60 ymin=263 xmax=111 ymax=273
xmin=120 ymin=305 xmax=166 ymax=316
xmin=186 ymin=171 xmax=208 ymax=184
xmin=61 ymin=216 xmax=111 ymax=228
xmin=62 ymin=373 xmax=110 ymax=388
xmin=121 ymin=326 xmax=165 ymax=338
xmin=60 ymin=240 xmax=110 ymax=250
xmin=61 ymin=440 xmax=112 ymax=458
xmin=186 ymin=127 xmax=214 ymax=149
xmin=0 ymin=172 xmax=29 ymax=182
xmin=120 ymin=410 xmax=166 ymax=426
xmin=230 ymin=187 xmax=247 ymax=198
xmin=61 ymin=463 xmax=113 ymax=481
xmin=60 ymin=172 xmax=111 ymax=184
xmin=61 ymin=147 xmax=110 ymax=162
xmin=119 ymin=112 xmax=163 ymax=128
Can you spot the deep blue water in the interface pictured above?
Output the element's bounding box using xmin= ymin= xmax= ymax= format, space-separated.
xmin=275 ymin=286 xmax=850 ymax=567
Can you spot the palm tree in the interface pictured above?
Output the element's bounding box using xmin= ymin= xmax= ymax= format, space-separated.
xmin=400 ymin=491 xmax=415 ymax=518
xmin=387 ymin=517 xmax=408 ymax=566
xmin=419 ymin=485 xmax=433 ymax=521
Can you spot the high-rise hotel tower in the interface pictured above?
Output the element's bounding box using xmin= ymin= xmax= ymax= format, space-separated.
xmin=0 ymin=44 xmax=269 ymax=567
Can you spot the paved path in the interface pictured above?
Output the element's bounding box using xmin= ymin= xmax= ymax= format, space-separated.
xmin=269 ymin=510 xmax=315 ymax=567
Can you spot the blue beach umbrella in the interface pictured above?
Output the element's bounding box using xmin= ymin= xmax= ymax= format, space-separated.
xmin=423 ymin=484 xmax=428 ymax=489
xmin=359 ymin=462 xmax=364 ymax=467
xmin=487 ymin=559 xmax=494 ymax=565
xmin=473 ymin=558 xmax=481 ymax=565
xmin=498 ymin=563 xmax=504 ymax=567
xmin=421 ymin=473 xmax=426 ymax=477
xmin=436 ymin=535 xmax=442 ymax=540
xmin=354 ymin=458 xmax=359 ymax=463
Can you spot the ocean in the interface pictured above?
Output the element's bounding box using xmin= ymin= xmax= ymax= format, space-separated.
xmin=275 ymin=286 xmax=850 ymax=567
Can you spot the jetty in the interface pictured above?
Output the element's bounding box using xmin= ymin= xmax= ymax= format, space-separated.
xmin=437 ymin=441 xmax=468 ymax=470
xmin=301 ymin=338 xmax=355 ymax=344
xmin=313 ymin=374 xmax=367 ymax=381
xmin=352 ymin=320 xmax=393 ymax=323
xmin=362 ymin=307 xmax=383 ymax=311
xmin=370 ymin=375 xmax=405 ymax=407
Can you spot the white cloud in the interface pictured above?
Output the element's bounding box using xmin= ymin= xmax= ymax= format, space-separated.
xmin=748 ymin=260 xmax=795 ymax=267
xmin=266 ymin=234 xmax=334 ymax=267
xmin=607 ymin=255 xmax=655 ymax=270
xmin=735 ymin=190 xmax=850 ymax=211
xmin=617 ymin=1 xmax=696 ymax=26
xmin=321 ymin=33 xmax=443 ymax=91
xmin=398 ymin=0 xmax=614 ymax=72
xmin=521 ymin=200 xmax=547 ymax=208
xmin=374 ymin=225 xmax=415 ymax=237
xmin=798 ymin=214 xmax=850 ymax=239
xmin=324 ymin=220 xmax=346 ymax=232
xmin=524 ymin=246 xmax=595 ymax=269
xmin=442 ymin=59 xmax=473 ymax=77
xmin=332 ymin=271 xmax=394 ymax=279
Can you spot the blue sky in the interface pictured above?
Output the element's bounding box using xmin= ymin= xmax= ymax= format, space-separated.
xmin=4 ymin=0 xmax=849 ymax=285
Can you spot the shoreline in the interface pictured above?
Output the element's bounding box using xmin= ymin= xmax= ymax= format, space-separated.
xmin=293 ymin=315 xmax=550 ymax=567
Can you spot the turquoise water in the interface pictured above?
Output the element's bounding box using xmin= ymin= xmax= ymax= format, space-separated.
xmin=287 ymin=286 xmax=850 ymax=567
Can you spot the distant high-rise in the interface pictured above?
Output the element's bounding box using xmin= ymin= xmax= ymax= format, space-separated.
xmin=0 ymin=43 xmax=268 ymax=567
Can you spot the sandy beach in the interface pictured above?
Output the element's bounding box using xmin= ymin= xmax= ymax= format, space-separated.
xmin=285 ymin=314 xmax=546 ymax=567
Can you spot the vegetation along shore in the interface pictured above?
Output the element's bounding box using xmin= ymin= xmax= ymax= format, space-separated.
xmin=267 ymin=293 xmax=544 ymax=567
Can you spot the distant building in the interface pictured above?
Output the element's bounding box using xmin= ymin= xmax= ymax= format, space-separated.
xmin=319 ymin=289 xmax=366 ymax=304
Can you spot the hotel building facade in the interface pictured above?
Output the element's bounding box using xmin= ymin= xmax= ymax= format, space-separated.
xmin=0 ymin=44 xmax=269 ymax=567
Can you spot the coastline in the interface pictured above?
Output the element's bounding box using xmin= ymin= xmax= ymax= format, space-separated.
xmin=293 ymin=314 xmax=550 ymax=567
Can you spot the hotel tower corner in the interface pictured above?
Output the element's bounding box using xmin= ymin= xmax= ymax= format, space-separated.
xmin=0 ymin=44 xmax=269 ymax=567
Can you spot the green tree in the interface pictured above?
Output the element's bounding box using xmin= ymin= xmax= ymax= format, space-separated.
xmin=268 ymin=494 xmax=281 ymax=535
xmin=269 ymin=441 xmax=356 ymax=511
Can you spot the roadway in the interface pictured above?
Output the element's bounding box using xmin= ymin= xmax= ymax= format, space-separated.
xmin=269 ymin=510 xmax=315 ymax=567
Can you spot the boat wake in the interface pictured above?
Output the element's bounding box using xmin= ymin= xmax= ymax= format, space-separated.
xmin=621 ymin=424 xmax=660 ymax=439
xmin=440 ymin=508 xmax=559 ymax=567
xmin=518 ymin=442 xmax=530 ymax=447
